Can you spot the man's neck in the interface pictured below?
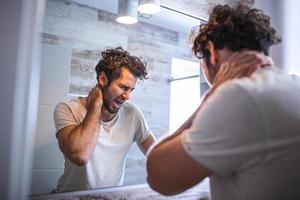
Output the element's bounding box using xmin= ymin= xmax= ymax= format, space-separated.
xmin=79 ymin=97 xmax=116 ymax=122
xmin=101 ymin=108 xmax=117 ymax=122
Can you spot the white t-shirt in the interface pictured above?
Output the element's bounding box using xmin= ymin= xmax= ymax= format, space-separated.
xmin=54 ymin=100 xmax=152 ymax=192
xmin=182 ymin=67 xmax=300 ymax=200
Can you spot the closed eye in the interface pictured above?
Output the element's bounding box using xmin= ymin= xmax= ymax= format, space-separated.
xmin=119 ymin=84 xmax=135 ymax=92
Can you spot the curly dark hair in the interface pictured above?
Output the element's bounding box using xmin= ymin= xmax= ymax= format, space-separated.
xmin=95 ymin=47 xmax=148 ymax=84
xmin=191 ymin=4 xmax=281 ymax=65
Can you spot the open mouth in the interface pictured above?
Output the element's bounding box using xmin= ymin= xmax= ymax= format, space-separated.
xmin=113 ymin=99 xmax=125 ymax=108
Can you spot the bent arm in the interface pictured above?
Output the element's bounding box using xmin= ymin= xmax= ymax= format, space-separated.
xmin=146 ymin=135 xmax=212 ymax=196
xmin=57 ymin=104 xmax=101 ymax=166
xmin=56 ymin=85 xmax=103 ymax=166
xmin=138 ymin=134 xmax=156 ymax=155
xmin=146 ymin=103 xmax=212 ymax=195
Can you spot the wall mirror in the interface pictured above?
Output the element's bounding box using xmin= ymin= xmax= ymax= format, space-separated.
xmin=30 ymin=0 xmax=213 ymax=195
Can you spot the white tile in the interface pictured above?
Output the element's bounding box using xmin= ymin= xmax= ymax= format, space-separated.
xmin=30 ymin=169 xmax=63 ymax=195
xmin=33 ymin=105 xmax=64 ymax=169
xmin=39 ymin=44 xmax=71 ymax=105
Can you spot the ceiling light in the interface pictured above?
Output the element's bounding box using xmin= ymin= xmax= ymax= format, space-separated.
xmin=138 ymin=0 xmax=160 ymax=15
xmin=116 ymin=0 xmax=138 ymax=24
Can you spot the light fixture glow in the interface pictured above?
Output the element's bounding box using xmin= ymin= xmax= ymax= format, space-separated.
xmin=116 ymin=16 xmax=138 ymax=24
xmin=116 ymin=0 xmax=138 ymax=24
xmin=138 ymin=0 xmax=160 ymax=15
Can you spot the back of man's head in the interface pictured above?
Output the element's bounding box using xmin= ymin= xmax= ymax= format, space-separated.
xmin=192 ymin=4 xmax=281 ymax=60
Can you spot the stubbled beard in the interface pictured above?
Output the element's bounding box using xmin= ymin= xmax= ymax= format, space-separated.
xmin=103 ymin=98 xmax=118 ymax=114
xmin=101 ymin=85 xmax=119 ymax=114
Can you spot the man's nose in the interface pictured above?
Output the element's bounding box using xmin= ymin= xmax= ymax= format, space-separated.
xmin=122 ymin=90 xmax=131 ymax=100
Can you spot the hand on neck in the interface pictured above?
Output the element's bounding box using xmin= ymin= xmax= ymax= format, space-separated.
xmin=79 ymin=97 xmax=116 ymax=122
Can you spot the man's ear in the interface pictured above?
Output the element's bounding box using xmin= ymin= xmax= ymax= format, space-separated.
xmin=207 ymin=41 xmax=218 ymax=65
xmin=98 ymin=72 xmax=108 ymax=87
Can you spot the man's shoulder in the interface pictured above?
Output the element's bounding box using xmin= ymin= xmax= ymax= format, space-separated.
xmin=54 ymin=98 xmax=84 ymax=114
xmin=122 ymin=101 xmax=139 ymax=110
xmin=209 ymin=72 xmax=265 ymax=107
xmin=213 ymin=67 xmax=300 ymax=106
xmin=121 ymin=101 xmax=143 ymax=116
xmin=54 ymin=98 xmax=86 ymax=126
xmin=222 ymin=68 xmax=289 ymax=91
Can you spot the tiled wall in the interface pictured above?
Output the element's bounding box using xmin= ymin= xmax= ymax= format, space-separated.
xmin=32 ymin=0 xmax=201 ymax=194
xmin=31 ymin=44 xmax=71 ymax=194
xmin=42 ymin=0 xmax=196 ymax=138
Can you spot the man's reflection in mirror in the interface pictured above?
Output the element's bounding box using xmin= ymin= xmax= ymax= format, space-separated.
xmin=53 ymin=47 xmax=156 ymax=192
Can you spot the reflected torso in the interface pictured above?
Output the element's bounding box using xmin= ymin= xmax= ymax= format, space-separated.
xmin=55 ymin=99 xmax=146 ymax=192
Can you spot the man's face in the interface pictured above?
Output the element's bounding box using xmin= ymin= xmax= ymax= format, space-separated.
xmin=102 ymin=67 xmax=137 ymax=114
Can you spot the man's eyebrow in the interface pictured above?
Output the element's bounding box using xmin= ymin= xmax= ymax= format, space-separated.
xmin=118 ymin=83 xmax=129 ymax=87
xmin=119 ymin=83 xmax=135 ymax=90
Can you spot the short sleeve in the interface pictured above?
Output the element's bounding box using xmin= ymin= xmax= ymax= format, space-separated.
xmin=53 ymin=102 xmax=79 ymax=134
xmin=181 ymin=82 xmax=268 ymax=176
xmin=132 ymin=104 xmax=153 ymax=144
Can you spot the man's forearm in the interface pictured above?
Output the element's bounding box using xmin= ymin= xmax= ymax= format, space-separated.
xmin=60 ymin=107 xmax=101 ymax=165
